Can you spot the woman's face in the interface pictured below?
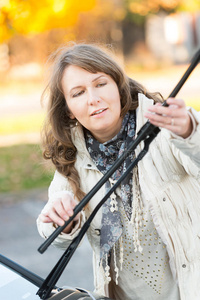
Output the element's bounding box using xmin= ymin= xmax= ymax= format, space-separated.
xmin=62 ymin=65 xmax=122 ymax=143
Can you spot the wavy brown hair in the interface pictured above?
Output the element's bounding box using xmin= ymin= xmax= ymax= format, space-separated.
xmin=42 ymin=43 xmax=162 ymax=201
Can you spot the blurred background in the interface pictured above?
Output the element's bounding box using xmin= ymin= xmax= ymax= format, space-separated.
xmin=0 ymin=0 xmax=200 ymax=295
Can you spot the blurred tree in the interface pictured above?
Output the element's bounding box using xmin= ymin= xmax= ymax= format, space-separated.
xmin=0 ymin=0 xmax=96 ymax=43
xmin=124 ymin=0 xmax=200 ymax=20
xmin=0 ymin=0 xmax=127 ymax=65
xmin=75 ymin=0 xmax=126 ymax=52
xmin=120 ymin=0 xmax=200 ymax=57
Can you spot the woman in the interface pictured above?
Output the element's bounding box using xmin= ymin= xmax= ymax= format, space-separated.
xmin=37 ymin=43 xmax=200 ymax=300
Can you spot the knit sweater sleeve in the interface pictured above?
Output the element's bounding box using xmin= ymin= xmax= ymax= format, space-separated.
xmin=36 ymin=170 xmax=85 ymax=251
xmin=136 ymin=93 xmax=200 ymax=181
xmin=169 ymin=107 xmax=200 ymax=179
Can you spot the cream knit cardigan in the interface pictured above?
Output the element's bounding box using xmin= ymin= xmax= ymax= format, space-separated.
xmin=37 ymin=94 xmax=200 ymax=300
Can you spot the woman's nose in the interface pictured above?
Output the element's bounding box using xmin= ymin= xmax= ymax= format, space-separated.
xmin=87 ymin=89 xmax=101 ymax=105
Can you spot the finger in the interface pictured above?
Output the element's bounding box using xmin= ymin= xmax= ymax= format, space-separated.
xmin=146 ymin=118 xmax=180 ymax=135
xmin=62 ymin=198 xmax=81 ymax=222
xmin=48 ymin=208 xmax=65 ymax=226
xmin=147 ymin=104 xmax=187 ymax=119
xmin=146 ymin=113 xmax=190 ymax=136
xmin=54 ymin=199 xmax=71 ymax=222
xmin=166 ymin=98 xmax=186 ymax=108
xmin=38 ymin=213 xmax=53 ymax=223
xmin=61 ymin=195 xmax=75 ymax=217
xmin=145 ymin=112 xmax=173 ymax=126
xmin=148 ymin=104 xmax=178 ymax=118
xmin=145 ymin=110 xmax=188 ymax=126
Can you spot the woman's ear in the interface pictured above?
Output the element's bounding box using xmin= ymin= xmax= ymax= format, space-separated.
xmin=69 ymin=112 xmax=75 ymax=119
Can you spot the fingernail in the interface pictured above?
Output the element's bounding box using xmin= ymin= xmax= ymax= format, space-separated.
xmin=63 ymin=215 xmax=69 ymax=221
xmin=59 ymin=220 xmax=65 ymax=226
xmin=67 ymin=209 xmax=73 ymax=216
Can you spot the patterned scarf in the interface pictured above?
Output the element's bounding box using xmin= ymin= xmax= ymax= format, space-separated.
xmin=84 ymin=111 xmax=136 ymax=262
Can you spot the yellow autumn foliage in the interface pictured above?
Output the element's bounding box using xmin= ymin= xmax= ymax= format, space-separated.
xmin=0 ymin=0 xmax=199 ymax=43
xmin=0 ymin=0 xmax=96 ymax=42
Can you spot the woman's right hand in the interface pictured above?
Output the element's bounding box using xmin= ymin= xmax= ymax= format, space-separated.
xmin=38 ymin=191 xmax=80 ymax=234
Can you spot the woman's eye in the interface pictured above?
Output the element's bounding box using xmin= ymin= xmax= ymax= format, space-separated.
xmin=97 ymin=82 xmax=107 ymax=87
xmin=73 ymin=90 xmax=84 ymax=98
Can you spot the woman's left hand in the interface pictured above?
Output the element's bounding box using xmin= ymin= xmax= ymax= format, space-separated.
xmin=144 ymin=98 xmax=193 ymax=138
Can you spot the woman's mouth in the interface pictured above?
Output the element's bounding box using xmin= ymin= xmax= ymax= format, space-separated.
xmin=90 ymin=108 xmax=107 ymax=116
